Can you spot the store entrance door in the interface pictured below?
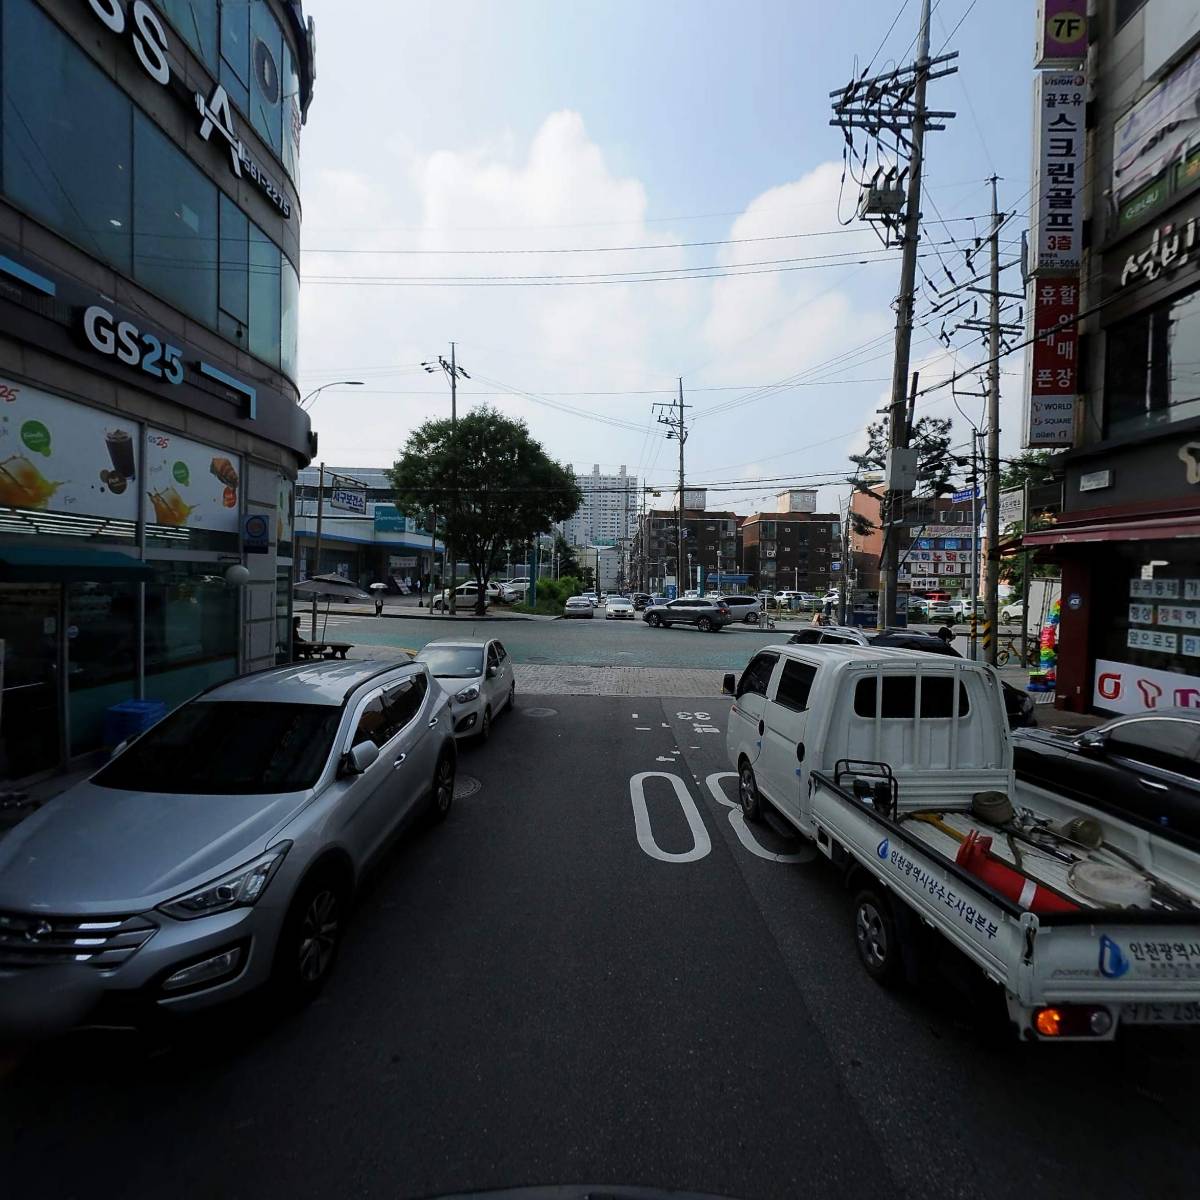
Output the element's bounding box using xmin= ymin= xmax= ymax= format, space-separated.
xmin=0 ymin=582 xmax=65 ymax=787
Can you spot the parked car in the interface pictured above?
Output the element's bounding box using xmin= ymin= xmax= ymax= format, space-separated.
xmin=926 ymin=599 xmax=956 ymax=622
xmin=714 ymin=594 xmax=763 ymax=624
xmin=1013 ymin=710 xmax=1200 ymax=841
xmin=948 ymin=598 xmax=986 ymax=621
xmin=416 ymin=639 xmax=515 ymax=741
xmin=906 ymin=597 xmax=930 ymax=621
xmin=1000 ymin=600 xmax=1024 ymax=624
xmin=643 ymin=597 xmax=733 ymax=632
xmin=563 ymin=596 xmax=595 ymax=619
xmin=650 ymin=595 xmax=669 ymax=607
xmin=431 ymin=581 xmax=512 ymax=611
xmin=632 ymin=592 xmax=653 ymax=611
xmin=580 ymin=592 xmax=600 ymax=607
xmin=605 ymin=597 xmax=636 ymax=620
xmin=0 ymin=660 xmax=456 ymax=1017
xmin=787 ymin=625 xmax=1036 ymax=728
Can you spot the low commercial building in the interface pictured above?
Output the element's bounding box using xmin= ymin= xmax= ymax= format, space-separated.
xmin=637 ymin=509 xmax=739 ymax=593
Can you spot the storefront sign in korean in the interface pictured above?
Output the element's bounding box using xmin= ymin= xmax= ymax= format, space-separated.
xmin=1119 ymin=215 xmax=1197 ymax=289
xmin=144 ymin=428 xmax=241 ymax=531
xmin=1094 ymin=658 xmax=1200 ymax=715
xmin=1030 ymin=72 xmax=1085 ymax=274
xmin=1128 ymin=627 xmax=1179 ymax=653
xmin=1023 ymin=276 xmax=1078 ymax=447
xmin=330 ymin=485 xmax=366 ymax=514
xmin=0 ymin=379 xmax=138 ymax=520
xmin=1113 ymin=44 xmax=1200 ymax=207
xmin=1035 ymin=0 xmax=1087 ymax=68
xmin=1130 ymin=577 xmax=1186 ymax=600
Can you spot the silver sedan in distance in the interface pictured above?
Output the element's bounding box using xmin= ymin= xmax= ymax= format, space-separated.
xmin=563 ymin=596 xmax=594 ymax=619
xmin=416 ymin=639 xmax=515 ymax=741
xmin=0 ymin=660 xmax=455 ymax=1027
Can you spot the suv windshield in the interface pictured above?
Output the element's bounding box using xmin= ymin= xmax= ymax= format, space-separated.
xmin=418 ymin=647 xmax=485 ymax=677
xmin=93 ymin=701 xmax=342 ymax=795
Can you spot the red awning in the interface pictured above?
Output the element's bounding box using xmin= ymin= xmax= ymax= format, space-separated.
xmin=1024 ymin=513 xmax=1200 ymax=547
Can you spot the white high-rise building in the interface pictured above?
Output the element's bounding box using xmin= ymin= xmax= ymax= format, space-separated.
xmin=560 ymin=464 xmax=638 ymax=547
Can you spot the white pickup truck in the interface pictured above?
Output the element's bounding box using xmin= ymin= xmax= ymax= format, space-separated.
xmin=723 ymin=644 xmax=1200 ymax=1041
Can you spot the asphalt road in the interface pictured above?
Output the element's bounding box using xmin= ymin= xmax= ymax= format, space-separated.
xmin=3 ymin=698 xmax=1198 ymax=1199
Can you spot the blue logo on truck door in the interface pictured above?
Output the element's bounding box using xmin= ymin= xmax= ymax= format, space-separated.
xmin=1099 ymin=935 xmax=1131 ymax=978
xmin=876 ymin=838 xmax=889 ymax=860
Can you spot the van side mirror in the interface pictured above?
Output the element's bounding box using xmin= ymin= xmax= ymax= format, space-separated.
xmin=722 ymin=672 xmax=737 ymax=696
xmin=342 ymin=739 xmax=379 ymax=776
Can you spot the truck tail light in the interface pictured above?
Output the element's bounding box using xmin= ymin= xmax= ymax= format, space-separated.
xmin=1034 ymin=1005 xmax=1113 ymax=1038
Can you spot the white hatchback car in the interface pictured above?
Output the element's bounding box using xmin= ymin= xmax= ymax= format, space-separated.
xmin=416 ymin=639 xmax=515 ymax=740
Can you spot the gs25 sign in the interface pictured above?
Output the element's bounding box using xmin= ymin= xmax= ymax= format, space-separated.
xmin=81 ymin=305 xmax=184 ymax=386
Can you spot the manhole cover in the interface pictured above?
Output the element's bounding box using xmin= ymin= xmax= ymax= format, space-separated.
xmin=454 ymin=775 xmax=482 ymax=800
xmin=522 ymin=706 xmax=558 ymax=718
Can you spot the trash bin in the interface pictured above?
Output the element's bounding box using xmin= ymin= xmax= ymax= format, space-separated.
xmin=103 ymin=699 xmax=168 ymax=750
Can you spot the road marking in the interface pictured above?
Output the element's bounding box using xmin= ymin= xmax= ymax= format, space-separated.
xmin=655 ymin=755 xmax=675 ymax=762
xmin=675 ymin=711 xmax=712 ymax=721
xmin=705 ymin=772 xmax=816 ymax=864
xmin=630 ymin=772 xmax=712 ymax=863
xmin=631 ymin=713 xmax=639 ymax=718
xmin=635 ymin=726 xmax=652 ymax=731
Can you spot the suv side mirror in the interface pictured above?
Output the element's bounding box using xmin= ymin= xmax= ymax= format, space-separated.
xmin=342 ymin=739 xmax=379 ymax=776
xmin=1078 ymin=729 xmax=1107 ymax=755
xmin=722 ymin=672 xmax=737 ymax=696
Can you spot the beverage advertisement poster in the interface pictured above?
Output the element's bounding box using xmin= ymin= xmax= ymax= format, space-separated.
xmin=144 ymin=428 xmax=241 ymax=530
xmin=0 ymin=378 xmax=138 ymax=520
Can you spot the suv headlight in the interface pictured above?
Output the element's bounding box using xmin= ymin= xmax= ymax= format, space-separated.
xmin=455 ymin=684 xmax=480 ymax=703
xmin=158 ymin=843 xmax=291 ymax=920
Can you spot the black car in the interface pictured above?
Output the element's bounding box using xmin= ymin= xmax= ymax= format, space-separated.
xmin=786 ymin=626 xmax=1036 ymax=728
xmin=632 ymin=592 xmax=653 ymax=611
xmin=1013 ymin=709 xmax=1200 ymax=841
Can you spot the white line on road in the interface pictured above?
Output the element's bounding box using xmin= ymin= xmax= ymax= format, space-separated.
xmin=705 ymin=772 xmax=816 ymax=864
xmin=630 ymin=772 xmax=712 ymax=863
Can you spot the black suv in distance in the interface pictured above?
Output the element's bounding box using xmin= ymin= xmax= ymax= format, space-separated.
xmin=643 ymin=597 xmax=733 ymax=632
xmin=632 ymin=592 xmax=653 ymax=611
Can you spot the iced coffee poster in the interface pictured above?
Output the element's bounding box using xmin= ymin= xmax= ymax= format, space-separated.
xmin=144 ymin=428 xmax=241 ymax=531
xmin=0 ymin=379 xmax=139 ymax=520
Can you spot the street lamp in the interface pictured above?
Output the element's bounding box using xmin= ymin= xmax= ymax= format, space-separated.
xmin=300 ymin=380 xmax=364 ymax=410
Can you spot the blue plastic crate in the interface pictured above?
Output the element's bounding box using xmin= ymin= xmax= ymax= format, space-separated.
xmin=103 ymin=699 xmax=168 ymax=749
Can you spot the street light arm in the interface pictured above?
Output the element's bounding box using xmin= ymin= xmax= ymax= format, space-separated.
xmin=300 ymin=380 xmax=364 ymax=409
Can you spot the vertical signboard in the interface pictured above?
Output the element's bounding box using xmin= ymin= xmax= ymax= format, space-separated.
xmin=1023 ymin=277 xmax=1079 ymax=446
xmin=1035 ymin=0 xmax=1087 ymax=68
xmin=1030 ymin=71 xmax=1086 ymax=275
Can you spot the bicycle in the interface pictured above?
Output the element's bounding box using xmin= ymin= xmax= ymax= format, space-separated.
xmin=995 ymin=636 xmax=1041 ymax=667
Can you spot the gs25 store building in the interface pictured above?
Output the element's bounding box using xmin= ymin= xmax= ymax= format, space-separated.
xmin=0 ymin=0 xmax=316 ymax=785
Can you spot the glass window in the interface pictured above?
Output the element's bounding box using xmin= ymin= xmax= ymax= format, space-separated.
xmin=383 ymin=676 xmax=427 ymax=732
xmin=1106 ymin=288 xmax=1200 ymax=436
xmin=220 ymin=0 xmax=250 ymax=85
xmin=67 ymin=582 xmax=138 ymax=755
xmin=145 ymin=563 xmax=237 ymax=676
xmin=282 ymin=40 xmax=302 ymax=182
xmin=281 ymin=254 xmax=300 ymax=380
xmin=94 ymin=701 xmax=341 ymax=794
xmin=775 ymin=660 xmax=817 ymax=712
xmin=736 ymin=652 xmax=778 ymax=698
xmin=249 ymin=222 xmax=282 ymax=367
xmin=1 ymin=0 xmax=132 ymax=271
xmin=160 ymin=0 xmax=218 ymax=70
xmin=418 ymin=646 xmax=484 ymax=677
xmin=1106 ymin=718 xmax=1200 ymax=777
xmin=219 ymin=55 xmax=249 ymax=115
xmin=133 ymin=114 xmax=218 ymax=325
xmin=219 ymin=192 xmax=249 ymax=330
xmin=249 ymin=1 xmax=283 ymax=157
xmin=854 ymin=675 xmax=970 ymax=718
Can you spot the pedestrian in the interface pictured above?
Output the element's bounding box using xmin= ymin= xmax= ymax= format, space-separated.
xmin=375 ymin=592 xmax=384 ymax=617
xmin=936 ymin=625 xmax=954 ymax=645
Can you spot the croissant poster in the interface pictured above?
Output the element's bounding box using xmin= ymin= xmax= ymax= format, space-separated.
xmin=144 ymin=427 xmax=242 ymax=531
xmin=0 ymin=378 xmax=139 ymax=520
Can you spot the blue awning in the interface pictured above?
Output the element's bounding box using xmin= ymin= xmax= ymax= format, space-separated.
xmin=0 ymin=545 xmax=153 ymax=581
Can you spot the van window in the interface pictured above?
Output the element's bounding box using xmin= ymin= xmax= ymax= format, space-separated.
xmin=853 ymin=675 xmax=970 ymax=718
xmin=775 ymin=660 xmax=817 ymax=712
xmin=736 ymin=653 xmax=777 ymax=698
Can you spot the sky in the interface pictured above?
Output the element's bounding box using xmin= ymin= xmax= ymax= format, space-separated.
xmin=297 ymin=0 xmax=1035 ymax=516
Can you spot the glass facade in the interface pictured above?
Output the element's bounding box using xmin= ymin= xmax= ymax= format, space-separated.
xmin=0 ymin=0 xmax=299 ymax=380
xmin=161 ymin=0 xmax=219 ymax=71
xmin=1106 ymin=284 xmax=1200 ymax=437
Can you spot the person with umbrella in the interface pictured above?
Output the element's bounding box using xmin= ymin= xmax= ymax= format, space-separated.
xmin=370 ymin=582 xmax=387 ymax=616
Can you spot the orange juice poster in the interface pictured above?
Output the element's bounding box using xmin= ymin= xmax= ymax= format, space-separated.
xmin=144 ymin=428 xmax=241 ymax=531
xmin=0 ymin=379 xmax=139 ymax=519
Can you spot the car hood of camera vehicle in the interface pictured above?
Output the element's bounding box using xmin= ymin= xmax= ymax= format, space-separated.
xmin=0 ymin=781 xmax=306 ymax=913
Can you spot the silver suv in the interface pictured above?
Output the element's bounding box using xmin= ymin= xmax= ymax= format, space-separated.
xmin=642 ymin=597 xmax=733 ymax=632
xmin=0 ymin=659 xmax=455 ymax=1027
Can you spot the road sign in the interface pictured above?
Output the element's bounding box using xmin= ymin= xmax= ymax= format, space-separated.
xmin=665 ymin=584 xmax=677 ymax=600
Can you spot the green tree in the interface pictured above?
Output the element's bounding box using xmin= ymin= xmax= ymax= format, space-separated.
xmin=392 ymin=407 xmax=582 ymax=615
xmin=554 ymin=533 xmax=581 ymax=578
xmin=846 ymin=415 xmax=963 ymax=536
xmin=998 ymin=450 xmax=1060 ymax=591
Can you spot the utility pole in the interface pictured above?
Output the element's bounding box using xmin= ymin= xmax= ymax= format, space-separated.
xmin=970 ymin=432 xmax=981 ymax=661
xmin=653 ymin=381 xmax=690 ymax=598
xmin=310 ymin=461 xmax=325 ymax=639
xmin=983 ymin=175 xmax=1002 ymax=666
xmin=830 ymin=0 xmax=955 ymax=629
xmin=422 ymin=343 xmax=469 ymax=615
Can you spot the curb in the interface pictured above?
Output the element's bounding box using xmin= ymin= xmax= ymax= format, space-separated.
xmin=331 ymin=606 xmax=545 ymax=623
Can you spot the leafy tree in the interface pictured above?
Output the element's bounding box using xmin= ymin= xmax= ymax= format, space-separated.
xmin=554 ymin=533 xmax=581 ymax=578
xmin=847 ymin=415 xmax=963 ymax=535
xmin=998 ymin=450 xmax=1060 ymax=590
xmin=392 ymin=408 xmax=582 ymax=614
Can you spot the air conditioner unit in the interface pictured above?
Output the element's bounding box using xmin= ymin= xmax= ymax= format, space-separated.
xmin=766 ymin=549 xmax=776 ymax=558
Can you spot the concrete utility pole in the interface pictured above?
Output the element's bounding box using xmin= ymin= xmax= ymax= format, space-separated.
xmin=653 ymin=381 xmax=690 ymax=597
xmin=983 ymin=175 xmax=1002 ymax=666
xmin=830 ymin=0 xmax=956 ymax=629
xmin=423 ymin=343 xmax=469 ymax=615
xmin=311 ymin=460 xmax=325 ymax=639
